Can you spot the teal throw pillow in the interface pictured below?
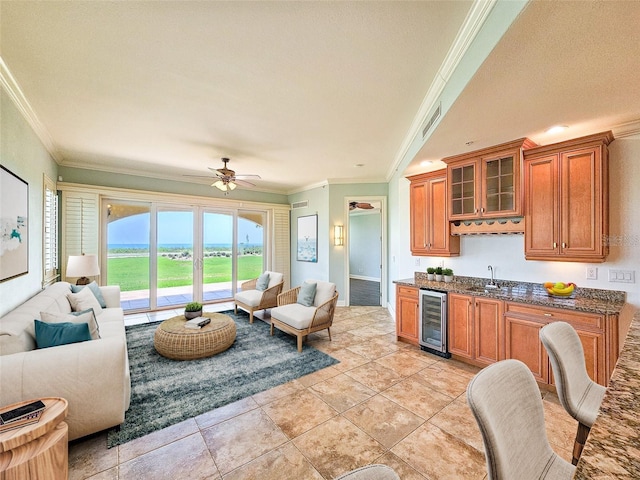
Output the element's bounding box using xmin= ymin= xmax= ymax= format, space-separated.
xmin=70 ymin=281 xmax=107 ymax=308
xmin=256 ymin=273 xmax=270 ymax=291
xmin=34 ymin=320 xmax=92 ymax=349
xmin=297 ymin=281 xmax=317 ymax=307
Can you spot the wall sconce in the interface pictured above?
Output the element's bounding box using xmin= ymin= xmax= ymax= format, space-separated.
xmin=334 ymin=225 xmax=344 ymax=246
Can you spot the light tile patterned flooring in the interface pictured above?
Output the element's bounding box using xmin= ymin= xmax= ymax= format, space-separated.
xmin=69 ymin=306 xmax=577 ymax=480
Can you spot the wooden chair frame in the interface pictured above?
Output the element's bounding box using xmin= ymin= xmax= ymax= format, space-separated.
xmin=234 ymin=278 xmax=284 ymax=323
xmin=270 ymin=286 xmax=339 ymax=352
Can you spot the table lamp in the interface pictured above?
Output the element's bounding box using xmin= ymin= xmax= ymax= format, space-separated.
xmin=66 ymin=254 xmax=100 ymax=285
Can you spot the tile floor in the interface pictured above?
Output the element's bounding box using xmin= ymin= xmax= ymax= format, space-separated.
xmin=68 ymin=305 xmax=577 ymax=480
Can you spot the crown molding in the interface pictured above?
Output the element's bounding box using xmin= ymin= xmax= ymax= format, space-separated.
xmin=613 ymin=119 xmax=640 ymax=139
xmin=0 ymin=56 xmax=62 ymax=162
xmin=385 ymin=0 xmax=498 ymax=182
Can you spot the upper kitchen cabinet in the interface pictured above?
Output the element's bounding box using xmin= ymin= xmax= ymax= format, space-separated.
xmin=408 ymin=170 xmax=460 ymax=256
xmin=524 ymin=131 xmax=613 ymax=262
xmin=443 ymin=138 xmax=537 ymax=221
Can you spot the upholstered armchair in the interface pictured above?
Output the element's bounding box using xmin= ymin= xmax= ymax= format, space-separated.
xmin=270 ymin=280 xmax=339 ymax=352
xmin=234 ymin=271 xmax=284 ymax=323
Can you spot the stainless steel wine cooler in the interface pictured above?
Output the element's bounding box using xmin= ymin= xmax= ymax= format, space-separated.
xmin=418 ymin=289 xmax=450 ymax=358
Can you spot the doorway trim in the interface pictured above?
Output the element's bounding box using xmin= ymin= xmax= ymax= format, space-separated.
xmin=343 ymin=195 xmax=387 ymax=307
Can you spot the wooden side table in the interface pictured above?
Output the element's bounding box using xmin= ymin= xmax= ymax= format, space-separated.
xmin=0 ymin=397 xmax=68 ymax=480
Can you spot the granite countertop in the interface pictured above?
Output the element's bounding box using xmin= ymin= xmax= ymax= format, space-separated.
xmin=394 ymin=275 xmax=626 ymax=315
xmin=574 ymin=307 xmax=640 ymax=478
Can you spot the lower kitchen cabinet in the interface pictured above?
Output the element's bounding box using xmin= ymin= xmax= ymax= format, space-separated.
xmin=504 ymin=302 xmax=608 ymax=386
xmin=504 ymin=314 xmax=549 ymax=384
xmin=396 ymin=285 xmax=419 ymax=345
xmin=448 ymin=293 xmax=503 ymax=366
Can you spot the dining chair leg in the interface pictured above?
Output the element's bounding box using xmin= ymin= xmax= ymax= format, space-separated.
xmin=327 ymin=327 xmax=332 ymax=341
xmin=297 ymin=335 xmax=303 ymax=352
xmin=572 ymin=422 xmax=591 ymax=465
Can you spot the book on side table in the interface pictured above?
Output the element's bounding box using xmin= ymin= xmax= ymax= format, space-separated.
xmin=184 ymin=317 xmax=211 ymax=329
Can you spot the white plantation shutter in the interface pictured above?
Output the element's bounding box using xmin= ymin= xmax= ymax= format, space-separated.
xmin=62 ymin=191 xmax=99 ymax=280
xmin=271 ymin=208 xmax=290 ymax=289
xmin=43 ymin=175 xmax=59 ymax=286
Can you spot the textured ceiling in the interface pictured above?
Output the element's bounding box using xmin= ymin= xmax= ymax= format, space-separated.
xmin=0 ymin=0 xmax=472 ymax=193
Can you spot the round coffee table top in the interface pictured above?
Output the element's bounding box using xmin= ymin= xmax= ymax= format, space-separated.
xmin=0 ymin=397 xmax=68 ymax=453
xmin=154 ymin=312 xmax=236 ymax=360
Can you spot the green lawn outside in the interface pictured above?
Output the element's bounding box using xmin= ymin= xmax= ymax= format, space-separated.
xmin=107 ymin=255 xmax=263 ymax=291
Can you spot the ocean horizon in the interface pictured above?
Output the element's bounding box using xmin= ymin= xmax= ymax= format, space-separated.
xmin=109 ymin=243 xmax=262 ymax=250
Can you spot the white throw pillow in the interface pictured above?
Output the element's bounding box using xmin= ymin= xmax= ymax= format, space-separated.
xmin=67 ymin=287 xmax=104 ymax=315
xmin=40 ymin=309 xmax=101 ymax=340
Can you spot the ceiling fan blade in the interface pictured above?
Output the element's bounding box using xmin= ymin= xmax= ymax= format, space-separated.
xmin=358 ymin=203 xmax=374 ymax=209
xmin=233 ymin=179 xmax=256 ymax=187
xmin=234 ymin=174 xmax=261 ymax=179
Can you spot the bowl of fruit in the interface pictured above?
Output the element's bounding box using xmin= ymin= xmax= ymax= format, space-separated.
xmin=543 ymin=281 xmax=576 ymax=297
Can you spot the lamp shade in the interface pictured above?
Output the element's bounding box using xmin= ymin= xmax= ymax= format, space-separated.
xmin=66 ymin=254 xmax=100 ymax=285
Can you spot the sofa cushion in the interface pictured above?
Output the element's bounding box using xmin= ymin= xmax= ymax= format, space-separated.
xmin=256 ymin=273 xmax=270 ymax=291
xmin=40 ymin=309 xmax=100 ymax=340
xmin=297 ymin=281 xmax=317 ymax=307
xmin=67 ymin=287 xmax=103 ymax=315
xmin=314 ymin=281 xmax=336 ymax=307
xmin=70 ymin=281 xmax=107 ymax=308
xmin=34 ymin=320 xmax=92 ymax=349
xmin=235 ymin=289 xmax=263 ymax=308
xmin=265 ymin=271 xmax=284 ymax=289
xmin=272 ymin=303 xmax=316 ymax=330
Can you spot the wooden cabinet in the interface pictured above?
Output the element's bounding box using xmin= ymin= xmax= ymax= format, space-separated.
xmin=448 ymin=293 xmax=474 ymax=359
xmin=443 ymin=138 xmax=537 ymax=221
xmin=408 ymin=170 xmax=460 ymax=256
xmin=504 ymin=302 xmax=609 ymax=386
xmin=396 ymin=285 xmax=419 ymax=345
xmin=448 ymin=293 xmax=504 ymax=366
xmin=524 ymin=131 xmax=613 ymax=262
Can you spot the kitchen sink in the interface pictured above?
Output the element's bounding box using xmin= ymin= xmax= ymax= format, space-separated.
xmin=464 ymin=285 xmax=505 ymax=293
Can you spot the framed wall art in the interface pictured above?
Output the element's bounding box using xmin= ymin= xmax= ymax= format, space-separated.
xmin=297 ymin=214 xmax=317 ymax=262
xmin=0 ymin=165 xmax=29 ymax=282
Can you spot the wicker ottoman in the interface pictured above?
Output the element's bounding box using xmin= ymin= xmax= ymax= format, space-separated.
xmin=154 ymin=313 xmax=236 ymax=360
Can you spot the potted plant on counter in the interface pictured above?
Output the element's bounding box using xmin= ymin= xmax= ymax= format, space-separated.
xmin=427 ymin=267 xmax=436 ymax=281
xmin=443 ymin=268 xmax=454 ymax=283
xmin=434 ymin=267 xmax=443 ymax=282
xmin=184 ymin=301 xmax=203 ymax=320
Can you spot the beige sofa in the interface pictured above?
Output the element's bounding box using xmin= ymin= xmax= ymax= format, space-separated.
xmin=0 ymin=282 xmax=131 ymax=440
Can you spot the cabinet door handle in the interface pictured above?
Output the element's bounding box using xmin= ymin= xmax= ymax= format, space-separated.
xmin=544 ymin=313 xmax=553 ymax=317
xmin=562 ymin=242 xmax=567 ymax=248
xmin=474 ymin=208 xmax=478 ymax=213
xmin=553 ymin=242 xmax=557 ymax=248
xmin=481 ymin=207 xmax=485 ymax=213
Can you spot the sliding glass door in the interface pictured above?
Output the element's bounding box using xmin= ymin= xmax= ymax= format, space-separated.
xmin=202 ymin=211 xmax=233 ymax=302
xmin=156 ymin=209 xmax=194 ymax=307
xmin=105 ymin=201 xmax=151 ymax=311
xmin=105 ymin=200 xmax=266 ymax=312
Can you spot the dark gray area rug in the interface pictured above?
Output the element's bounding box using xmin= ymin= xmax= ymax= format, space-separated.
xmin=107 ymin=310 xmax=338 ymax=447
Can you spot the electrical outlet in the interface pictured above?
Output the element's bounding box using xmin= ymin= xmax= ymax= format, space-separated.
xmin=586 ymin=266 xmax=597 ymax=280
xmin=415 ymin=259 xmax=420 ymax=267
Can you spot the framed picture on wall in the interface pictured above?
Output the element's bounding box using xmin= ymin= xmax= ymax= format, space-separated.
xmin=297 ymin=214 xmax=317 ymax=262
xmin=0 ymin=165 xmax=29 ymax=282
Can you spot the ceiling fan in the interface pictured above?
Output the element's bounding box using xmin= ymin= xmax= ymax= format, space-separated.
xmin=187 ymin=158 xmax=261 ymax=194
xmin=349 ymin=201 xmax=374 ymax=211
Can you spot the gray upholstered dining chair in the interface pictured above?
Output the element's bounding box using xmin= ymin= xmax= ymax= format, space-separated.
xmin=335 ymin=464 xmax=399 ymax=480
xmin=467 ymin=359 xmax=576 ymax=480
xmin=540 ymin=321 xmax=606 ymax=465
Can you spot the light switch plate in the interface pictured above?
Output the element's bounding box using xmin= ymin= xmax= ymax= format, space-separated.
xmin=586 ymin=267 xmax=597 ymax=280
xmin=608 ymin=269 xmax=635 ymax=283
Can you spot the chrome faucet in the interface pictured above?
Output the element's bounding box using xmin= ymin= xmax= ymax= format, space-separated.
xmin=486 ymin=265 xmax=498 ymax=288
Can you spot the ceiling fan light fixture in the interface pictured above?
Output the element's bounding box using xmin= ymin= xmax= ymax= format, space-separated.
xmin=213 ymin=180 xmax=227 ymax=191
xmin=228 ymin=181 xmax=237 ymax=191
